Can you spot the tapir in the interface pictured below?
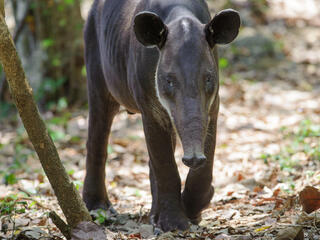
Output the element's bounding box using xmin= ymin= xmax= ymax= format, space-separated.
xmin=83 ymin=0 xmax=240 ymax=231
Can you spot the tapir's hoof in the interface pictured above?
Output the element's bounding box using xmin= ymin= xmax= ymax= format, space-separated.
xmin=157 ymin=210 xmax=189 ymax=232
xmin=84 ymin=198 xmax=118 ymax=216
xmin=189 ymin=214 xmax=202 ymax=224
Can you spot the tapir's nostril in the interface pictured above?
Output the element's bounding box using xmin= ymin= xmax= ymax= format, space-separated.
xmin=182 ymin=154 xmax=207 ymax=169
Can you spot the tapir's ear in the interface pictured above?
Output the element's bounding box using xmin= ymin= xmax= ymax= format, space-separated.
xmin=134 ymin=11 xmax=168 ymax=49
xmin=205 ymin=9 xmax=240 ymax=48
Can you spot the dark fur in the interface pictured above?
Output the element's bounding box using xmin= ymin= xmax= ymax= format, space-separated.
xmin=83 ymin=0 xmax=239 ymax=231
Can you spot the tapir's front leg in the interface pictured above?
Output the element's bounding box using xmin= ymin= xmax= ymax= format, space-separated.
xmin=182 ymin=100 xmax=219 ymax=223
xmin=142 ymin=114 xmax=189 ymax=232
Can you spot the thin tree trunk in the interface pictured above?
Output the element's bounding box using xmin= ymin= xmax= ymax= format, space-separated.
xmin=0 ymin=0 xmax=91 ymax=230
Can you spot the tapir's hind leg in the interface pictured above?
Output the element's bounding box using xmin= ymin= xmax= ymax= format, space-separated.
xmin=182 ymin=102 xmax=219 ymax=223
xmin=83 ymin=81 xmax=119 ymax=211
xmin=142 ymin=114 xmax=189 ymax=231
xmin=83 ymin=15 xmax=119 ymax=211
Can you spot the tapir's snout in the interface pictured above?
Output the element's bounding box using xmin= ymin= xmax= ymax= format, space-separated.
xmin=182 ymin=154 xmax=206 ymax=169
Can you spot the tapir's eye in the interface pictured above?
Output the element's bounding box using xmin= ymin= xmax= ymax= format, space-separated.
xmin=205 ymin=75 xmax=214 ymax=93
xmin=167 ymin=78 xmax=174 ymax=87
xmin=161 ymin=75 xmax=175 ymax=97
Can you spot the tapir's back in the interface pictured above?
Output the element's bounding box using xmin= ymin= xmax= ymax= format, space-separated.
xmin=86 ymin=0 xmax=213 ymax=111
xmin=91 ymin=0 xmax=211 ymax=71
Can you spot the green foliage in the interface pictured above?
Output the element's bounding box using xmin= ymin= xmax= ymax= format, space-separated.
xmin=81 ymin=66 xmax=87 ymax=77
xmin=91 ymin=209 xmax=108 ymax=225
xmin=46 ymin=112 xmax=71 ymax=141
xmin=0 ymin=194 xmax=28 ymax=216
xmin=296 ymin=119 xmax=320 ymax=139
xmin=1 ymin=144 xmax=32 ymax=185
xmin=219 ymin=58 xmax=229 ymax=69
xmin=261 ymin=120 xmax=320 ymax=172
xmin=73 ymin=180 xmax=83 ymax=191
xmin=107 ymin=145 xmax=113 ymax=155
xmin=47 ymin=112 xmax=71 ymax=126
xmin=4 ymin=173 xmax=17 ymax=185
xmin=47 ymin=127 xmax=66 ymax=142
xmin=36 ymin=77 xmax=66 ymax=101
xmin=64 ymin=0 xmax=75 ymax=6
xmin=41 ymin=39 xmax=54 ymax=49
xmin=0 ymin=127 xmax=36 ymax=185
xmin=0 ymin=102 xmax=15 ymax=119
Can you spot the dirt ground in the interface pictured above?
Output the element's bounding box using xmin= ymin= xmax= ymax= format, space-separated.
xmin=0 ymin=0 xmax=320 ymax=239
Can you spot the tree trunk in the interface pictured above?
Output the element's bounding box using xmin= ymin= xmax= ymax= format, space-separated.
xmin=0 ymin=0 xmax=91 ymax=230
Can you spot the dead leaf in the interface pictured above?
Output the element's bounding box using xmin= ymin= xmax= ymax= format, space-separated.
xmin=275 ymin=226 xmax=304 ymax=240
xmin=113 ymin=138 xmax=129 ymax=148
xmin=71 ymin=221 xmax=106 ymax=240
xmin=253 ymin=186 xmax=263 ymax=193
xmin=299 ymin=186 xmax=320 ymax=214
xmin=16 ymin=227 xmax=49 ymax=240
xmin=215 ymin=233 xmax=232 ymax=240
xmin=273 ymin=188 xmax=281 ymax=197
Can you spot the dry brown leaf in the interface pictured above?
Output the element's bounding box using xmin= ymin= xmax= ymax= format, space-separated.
xmin=71 ymin=221 xmax=106 ymax=240
xmin=275 ymin=226 xmax=304 ymax=240
xmin=273 ymin=188 xmax=281 ymax=197
xmin=299 ymin=186 xmax=320 ymax=214
xmin=113 ymin=138 xmax=129 ymax=148
xmin=253 ymin=186 xmax=263 ymax=193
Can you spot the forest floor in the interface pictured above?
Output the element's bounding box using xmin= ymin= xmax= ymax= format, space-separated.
xmin=0 ymin=0 xmax=320 ymax=239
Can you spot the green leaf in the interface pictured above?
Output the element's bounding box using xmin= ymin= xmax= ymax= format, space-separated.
xmin=219 ymin=58 xmax=229 ymax=69
xmin=4 ymin=173 xmax=17 ymax=185
xmin=57 ymin=97 xmax=68 ymax=111
xmin=64 ymin=0 xmax=75 ymax=5
xmin=42 ymin=39 xmax=54 ymax=49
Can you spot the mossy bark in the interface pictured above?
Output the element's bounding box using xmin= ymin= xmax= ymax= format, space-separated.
xmin=0 ymin=1 xmax=91 ymax=228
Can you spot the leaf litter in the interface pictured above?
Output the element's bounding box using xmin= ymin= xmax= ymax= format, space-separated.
xmin=1 ymin=0 xmax=320 ymax=239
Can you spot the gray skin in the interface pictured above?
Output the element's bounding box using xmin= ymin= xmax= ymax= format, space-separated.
xmin=83 ymin=0 xmax=240 ymax=232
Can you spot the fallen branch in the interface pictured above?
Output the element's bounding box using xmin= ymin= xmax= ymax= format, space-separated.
xmin=49 ymin=211 xmax=71 ymax=240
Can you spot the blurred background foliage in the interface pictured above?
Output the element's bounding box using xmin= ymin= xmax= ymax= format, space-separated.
xmin=0 ymin=0 xmax=86 ymax=118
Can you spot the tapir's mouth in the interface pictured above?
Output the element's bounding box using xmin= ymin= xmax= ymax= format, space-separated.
xmin=182 ymin=154 xmax=206 ymax=170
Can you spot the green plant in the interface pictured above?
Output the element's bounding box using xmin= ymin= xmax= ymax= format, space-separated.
xmin=91 ymin=209 xmax=108 ymax=225
xmin=0 ymin=129 xmax=35 ymax=185
xmin=261 ymin=120 xmax=320 ymax=170
xmin=35 ymin=77 xmax=66 ymax=105
xmin=0 ymin=102 xmax=15 ymax=119
xmin=219 ymin=58 xmax=229 ymax=69
xmin=0 ymin=194 xmax=27 ymax=216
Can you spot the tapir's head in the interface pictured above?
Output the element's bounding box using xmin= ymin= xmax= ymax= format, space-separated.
xmin=134 ymin=9 xmax=240 ymax=169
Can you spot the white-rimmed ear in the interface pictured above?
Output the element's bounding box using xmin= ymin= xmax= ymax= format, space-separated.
xmin=134 ymin=11 xmax=168 ymax=49
xmin=205 ymin=9 xmax=241 ymax=47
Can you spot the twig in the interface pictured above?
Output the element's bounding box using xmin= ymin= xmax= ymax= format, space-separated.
xmin=49 ymin=211 xmax=71 ymax=240
xmin=20 ymin=196 xmax=51 ymax=210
